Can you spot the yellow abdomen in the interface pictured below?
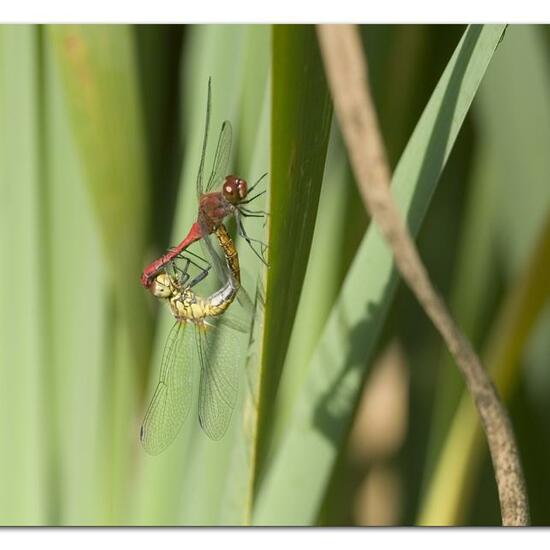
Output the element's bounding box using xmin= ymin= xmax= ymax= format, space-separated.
xmin=215 ymin=225 xmax=240 ymax=285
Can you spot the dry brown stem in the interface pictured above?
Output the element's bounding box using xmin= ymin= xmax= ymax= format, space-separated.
xmin=317 ymin=24 xmax=529 ymax=526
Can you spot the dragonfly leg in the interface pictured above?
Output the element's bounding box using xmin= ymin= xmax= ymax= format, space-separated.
xmin=246 ymin=172 xmax=268 ymax=195
xmin=171 ymin=252 xmax=211 ymax=289
xmin=239 ymin=207 xmax=270 ymax=229
xmin=239 ymin=189 xmax=266 ymax=206
xmin=172 ymin=258 xmax=191 ymax=286
xmin=239 ymin=209 xmax=269 ymax=218
xmin=174 ymin=251 xmax=211 ymax=275
xmin=182 ymin=247 xmax=210 ymax=266
xmin=166 ymin=259 xmax=180 ymax=277
xmin=236 ymin=214 xmax=269 ymax=267
xmin=188 ymin=264 xmax=211 ymax=288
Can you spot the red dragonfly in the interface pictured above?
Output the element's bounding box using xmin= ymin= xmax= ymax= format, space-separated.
xmin=141 ymin=79 xmax=268 ymax=289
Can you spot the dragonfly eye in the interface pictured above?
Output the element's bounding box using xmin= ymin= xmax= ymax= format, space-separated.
xmin=236 ymin=178 xmax=248 ymax=200
xmin=223 ymin=176 xmax=247 ymax=203
xmin=223 ymin=176 xmax=240 ymax=203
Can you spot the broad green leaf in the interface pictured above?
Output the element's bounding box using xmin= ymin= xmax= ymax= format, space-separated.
xmin=253 ymin=24 xmax=506 ymax=525
xmin=254 ymin=24 xmax=333 ymax=482
xmin=270 ymin=127 xmax=353 ymax=453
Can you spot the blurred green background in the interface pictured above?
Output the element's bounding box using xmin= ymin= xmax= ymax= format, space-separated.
xmin=1 ymin=24 xmax=549 ymax=526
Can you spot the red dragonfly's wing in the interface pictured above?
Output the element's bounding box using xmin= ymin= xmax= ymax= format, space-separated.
xmin=196 ymin=79 xmax=232 ymax=199
xmin=140 ymin=321 xmax=195 ymax=455
xmin=196 ymin=78 xmax=212 ymax=201
xmin=204 ymin=120 xmax=232 ymax=195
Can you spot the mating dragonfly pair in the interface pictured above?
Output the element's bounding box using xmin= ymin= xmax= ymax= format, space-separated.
xmin=139 ymin=79 xmax=268 ymax=455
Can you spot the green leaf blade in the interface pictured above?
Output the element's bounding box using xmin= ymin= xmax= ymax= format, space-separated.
xmin=255 ymin=23 xmax=333 ymax=480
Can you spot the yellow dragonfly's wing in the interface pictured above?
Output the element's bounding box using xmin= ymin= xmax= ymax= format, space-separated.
xmin=140 ymin=321 xmax=195 ymax=455
xmin=195 ymin=318 xmax=245 ymax=440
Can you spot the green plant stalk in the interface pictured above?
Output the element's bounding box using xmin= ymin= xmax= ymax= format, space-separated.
xmin=419 ymin=207 xmax=550 ymax=525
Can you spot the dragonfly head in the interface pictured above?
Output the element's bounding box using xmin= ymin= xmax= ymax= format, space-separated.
xmin=223 ymin=175 xmax=248 ymax=204
xmin=150 ymin=272 xmax=174 ymax=299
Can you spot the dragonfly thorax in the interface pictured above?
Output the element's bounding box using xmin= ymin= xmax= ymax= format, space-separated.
xmin=199 ymin=192 xmax=236 ymax=230
xmin=170 ymin=288 xmax=210 ymax=322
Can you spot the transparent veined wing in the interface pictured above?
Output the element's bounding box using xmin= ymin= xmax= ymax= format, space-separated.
xmin=204 ymin=120 xmax=232 ymax=194
xmin=196 ymin=78 xmax=212 ymax=201
xmin=140 ymin=321 xmax=196 ymax=455
xmin=196 ymin=317 xmax=244 ymax=440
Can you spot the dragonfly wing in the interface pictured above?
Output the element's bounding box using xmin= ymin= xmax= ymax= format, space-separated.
xmin=140 ymin=321 xmax=195 ymax=455
xmin=196 ymin=321 xmax=241 ymax=440
xmin=196 ymin=78 xmax=212 ymax=201
xmin=204 ymin=120 xmax=232 ymax=194
xmin=234 ymin=285 xmax=254 ymax=315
